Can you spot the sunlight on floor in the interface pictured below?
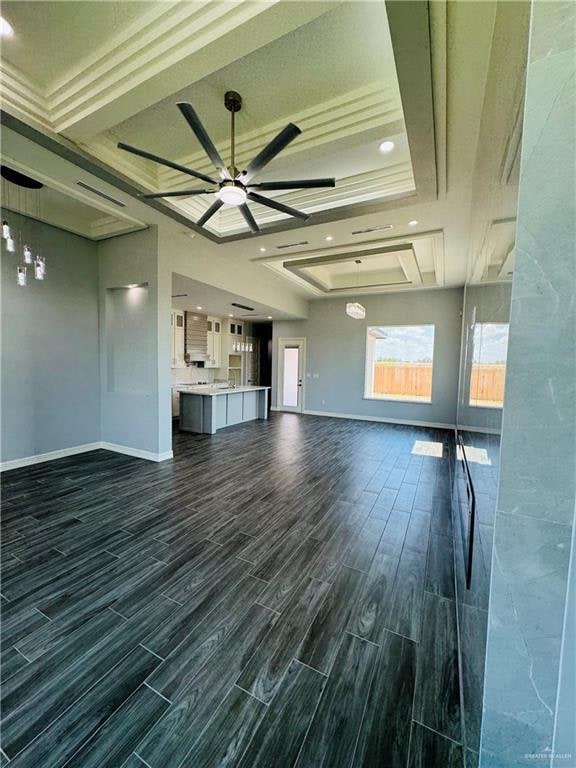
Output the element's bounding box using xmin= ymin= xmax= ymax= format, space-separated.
xmin=411 ymin=440 xmax=443 ymax=458
xmin=457 ymin=445 xmax=492 ymax=465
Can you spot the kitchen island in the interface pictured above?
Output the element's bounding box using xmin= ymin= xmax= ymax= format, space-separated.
xmin=176 ymin=385 xmax=269 ymax=434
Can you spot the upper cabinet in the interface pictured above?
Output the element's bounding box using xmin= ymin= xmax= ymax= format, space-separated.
xmin=171 ymin=310 xmax=185 ymax=368
xmin=205 ymin=315 xmax=222 ymax=368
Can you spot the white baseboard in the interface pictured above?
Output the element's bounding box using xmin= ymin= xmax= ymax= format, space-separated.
xmin=0 ymin=442 xmax=102 ymax=472
xmin=1 ymin=441 xmax=173 ymax=472
xmin=302 ymin=409 xmax=455 ymax=430
xmin=100 ymin=442 xmax=173 ymax=463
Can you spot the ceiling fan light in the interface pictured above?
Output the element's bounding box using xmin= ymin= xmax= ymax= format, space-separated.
xmin=346 ymin=302 xmax=366 ymax=320
xmin=217 ymin=183 xmax=247 ymax=206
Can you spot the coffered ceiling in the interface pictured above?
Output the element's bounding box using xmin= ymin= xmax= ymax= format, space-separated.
xmin=0 ymin=0 xmax=530 ymax=307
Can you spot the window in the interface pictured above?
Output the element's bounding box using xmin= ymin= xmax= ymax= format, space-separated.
xmin=365 ymin=325 xmax=435 ymax=402
xmin=469 ymin=322 xmax=509 ymax=408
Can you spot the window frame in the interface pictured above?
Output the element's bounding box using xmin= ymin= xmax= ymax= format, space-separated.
xmin=468 ymin=321 xmax=509 ymax=410
xmin=363 ymin=323 xmax=436 ymax=404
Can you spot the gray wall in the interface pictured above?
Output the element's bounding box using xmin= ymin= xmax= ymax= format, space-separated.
xmin=457 ymin=283 xmax=512 ymax=432
xmin=273 ymin=288 xmax=463 ymax=427
xmin=480 ymin=2 xmax=576 ymax=765
xmin=1 ymin=211 xmax=100 ymax=462
xmin=98 ymin=227 xmax=166 ymax=455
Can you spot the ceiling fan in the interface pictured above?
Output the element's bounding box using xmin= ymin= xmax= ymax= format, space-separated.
xmin=117 ymin=91 xmax=335 ymax=233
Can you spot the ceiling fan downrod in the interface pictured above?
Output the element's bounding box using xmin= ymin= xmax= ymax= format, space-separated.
xmin=224 ymin=90 xmax=242 ymax=178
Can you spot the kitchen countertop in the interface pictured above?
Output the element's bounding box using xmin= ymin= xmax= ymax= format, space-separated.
xmin=174 ymin=384 xmax=270 ymax=397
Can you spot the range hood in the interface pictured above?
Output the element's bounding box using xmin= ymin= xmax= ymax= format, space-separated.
xmin=185 ymin=312 xmax=208 ymax=362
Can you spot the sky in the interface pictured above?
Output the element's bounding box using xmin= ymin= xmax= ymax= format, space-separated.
xmin=371 ymin=325 xmax=435 ymax=362
xmin=472 ymin=323 xmax=509 ymax=364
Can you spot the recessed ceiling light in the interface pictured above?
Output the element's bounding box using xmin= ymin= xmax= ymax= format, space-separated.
xmin=196 ymin=305 xmax=203 ymax=310
xmin=267 ymin=316 xmax=273 ymax=320
xmin=0 ymin=17 xmax=14 ymax=38
xmin=325 ymin=236 xmax=333 ymax=242
xmin=408 ymin=220 xmax=418 ymax=227
xmin=228 ymin=313 xmax=234 ymax=317
xmin=379 ymin=140 xmax=395 ymax=154
xmin=259 ymin=247 xmax=267 ymax=253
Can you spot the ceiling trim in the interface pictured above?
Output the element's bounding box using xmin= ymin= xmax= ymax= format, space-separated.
xmin=259 ymin=228 xmax=445 ymax=296
xmin=254 ymin=228 xmax=445 ymax=263
xmin=50 ymin=3 xmax=282 ymax=134
xmin=1 ymin=2 xmax=338 ymax=140
xmin=0 ymin=61 xmax=51 ymax=130
xmin=180 ymin=162 xmax=415 ymax=235
xmin=285 ymin=243 xmax=416 ymax=293
xmin=385 ymin=0 xmax=437 ymax=201
xmin=0 ymin=109 xmax=221 ymax=242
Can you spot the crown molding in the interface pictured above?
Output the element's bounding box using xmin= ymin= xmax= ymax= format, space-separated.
xmin=163 ymin=162 xmax=415 ymax=236
xmin=0 ymin=62 xmax=51 ymax=130
xmin=1 ymin=2 xmax=337 ymax=141
xmin=49 ymin=2 xmax=284 ymax=133
xmin=260 ymin=228 xmax=445 ymax=295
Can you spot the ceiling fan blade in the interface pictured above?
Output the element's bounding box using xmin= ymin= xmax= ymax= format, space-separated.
xmin=141 ymin=189 xmax=215 ymax=199
xmin=197 ymin=199 xmax=224 ymax=227
xmin=117 ymin=142 xmax=217 ymax=185
xmin=247 ymin=191 xmax=310 ymax=220
xmin=239 ymin=204 xmax=260 ymax=233
xmin=241 ymin=123 xmax=302 ymax=181
xmin=249 ymin=178 xmax=336 ymax=191
xmin=177 ymin=102 xmax=229 ymax=178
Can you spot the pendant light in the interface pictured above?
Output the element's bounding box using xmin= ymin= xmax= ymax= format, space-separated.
xmin=34 ymin=255 xmax=46 ymax=280
xmin=1 ymin=167 xmax=48 ymax=287
xmin=346 ymin=259 xmax=366 ymax=319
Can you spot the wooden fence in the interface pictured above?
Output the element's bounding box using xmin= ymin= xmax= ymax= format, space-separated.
xmin=470 ymin=363 xmax=506 ymax=406
xmin=373 ymin=362 xmax=433 ymax=399
xmin=372 ymin=362 xmax=506 ymax=404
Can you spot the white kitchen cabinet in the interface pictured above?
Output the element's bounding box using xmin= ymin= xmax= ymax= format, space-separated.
xmin=205 ymin=315 xmax=222 ymax=368
xmin=171 ymin=310 xmax=185 ymax=368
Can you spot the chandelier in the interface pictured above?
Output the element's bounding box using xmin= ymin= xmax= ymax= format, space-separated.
xmin=1 ymin=166 xmax=47 ymax=286
xmin=345 ymin=259 xmax=366 ymax=319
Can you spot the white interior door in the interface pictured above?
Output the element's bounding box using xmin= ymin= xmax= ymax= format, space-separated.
xmin=278 ymin=338 xmax=305 ymax=413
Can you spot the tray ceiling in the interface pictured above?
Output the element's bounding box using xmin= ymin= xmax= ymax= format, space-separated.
xmin=0 ymin=1 xmax=415 ymax=237
xmin=259 ymin=230 xmax=446 ymax=297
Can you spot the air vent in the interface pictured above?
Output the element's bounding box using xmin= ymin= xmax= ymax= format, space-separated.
xmin=351 ymin=225 xmax=394 ymax=235
xmin=231 ymin=302 xmax=254 ymax=311
xmin=76 ymin=181 xmax=126 ymax=207
xmin=276 ymin=241 xmax=309 ymax=249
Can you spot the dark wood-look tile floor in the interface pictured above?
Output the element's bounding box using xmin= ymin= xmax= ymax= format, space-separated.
xmin=1 ymin=413 xmax=464 ymax=767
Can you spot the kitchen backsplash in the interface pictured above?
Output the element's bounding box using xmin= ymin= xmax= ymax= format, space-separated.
xmin=171 ymin=366 xmax=216 ymax=386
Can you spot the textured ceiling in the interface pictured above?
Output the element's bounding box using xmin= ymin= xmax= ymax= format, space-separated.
xmin=1 ymin=1 xmax=156 ymax=89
